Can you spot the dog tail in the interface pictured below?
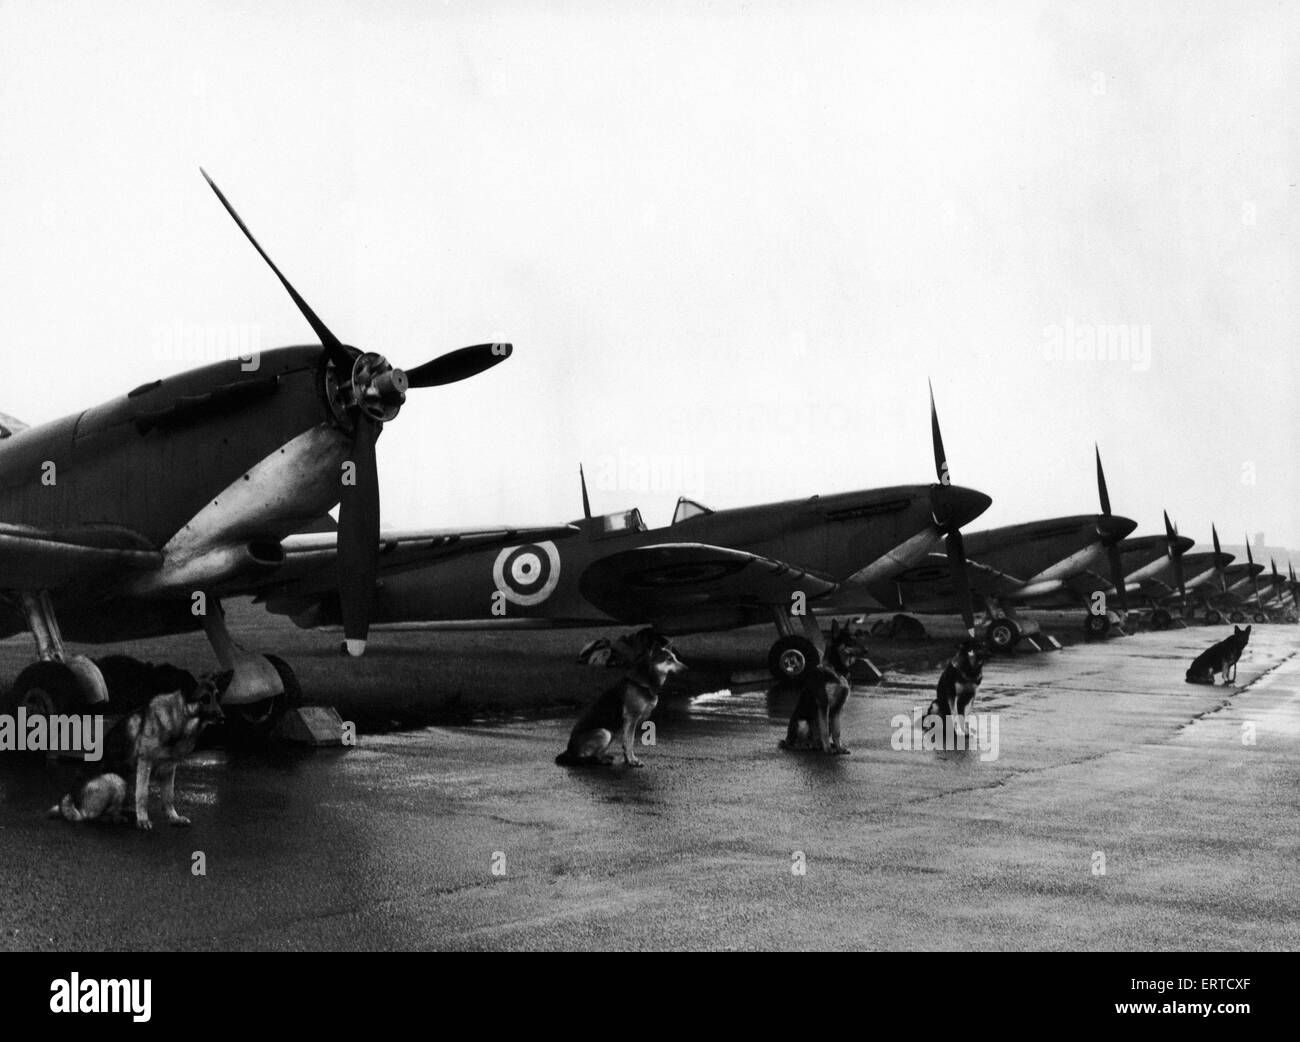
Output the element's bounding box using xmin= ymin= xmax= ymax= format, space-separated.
xmin=48 ymin=795 xmax=81 ymax=821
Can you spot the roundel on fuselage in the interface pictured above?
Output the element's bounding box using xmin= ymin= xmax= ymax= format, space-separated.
xmin=493 ymin=540 xmax=561 ymax=606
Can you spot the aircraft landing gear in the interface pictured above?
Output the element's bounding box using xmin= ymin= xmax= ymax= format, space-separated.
xmin=768 ymin=635 xmax=820 ymax=680
xmin=1205 ymin=609 xmax=1223 ymax=625
xmin=1252 ymin=612 xmax=1267 ymax=624
xmin=1229 ymin=610 xmax=1246 ymax=623
xmin=1084 ymin=613 xmax=1111 ymax=638
xmin=1150 ymin=608 xmax=1173 ymax=630
xmin=768 ymin=607 xmax=824 ymax=680
xmin=200 ymin=597 xmax=300 ymax=737
xmin=984 ymin=617 xmax=1020 ymax=654
xmin=1 ymin=591 xmax=110 ymax=724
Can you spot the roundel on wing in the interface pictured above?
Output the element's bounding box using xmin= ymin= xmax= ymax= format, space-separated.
xmin=493 ymin=540 xmax=561 ymax=606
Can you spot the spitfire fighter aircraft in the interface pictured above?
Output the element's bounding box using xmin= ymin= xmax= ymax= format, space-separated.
xmin=1069 ymin=512 xmax=1196 ymax=630
xmin=1198 ymin=531 xmax=1273 ymax=623
xmin=255 ymin=400 xmax=992 ymax=679
xmin=0 ymin=171 xmax=565 ymax=733
xmin=818 ymin=443 xmax=1139 ymax=649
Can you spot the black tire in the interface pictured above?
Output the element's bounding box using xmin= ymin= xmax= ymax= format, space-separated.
xmin=1253 ymin=612 xmax=1267 ymax=624
xmin=1229 ymin=610 xmax=1246 ymax=623
xmin=984 ymin=618 xmax=1020 ymax=654
xmin=1084 ymin=613 xmax=1111 ymax=638
xmin=220 ymin=655 xmax=302 ymax=744
xmin=768 ymin=636 xmax=819 ymax=681
xmin=3 ymin=663 xmax=84 ymax=758
xmin=4 ymin=660 xmax=82 ymax=718
xmin=1205 ymin=609 xmax=1223 ymax=625
xmin=1150 ymin=609 xmax=1172 ymax=630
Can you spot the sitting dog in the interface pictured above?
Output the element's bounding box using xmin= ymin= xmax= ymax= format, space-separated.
xmin=556 ymin=642 xmax=686 ymax=768
xmin=778 ymin=620 xmax=866 ymax=754
xmin=100 ymin=675 xmax=224 ymax=829
xmin=48 ymin=773 xmax=128 ymax=824
xmin=927 ymin=640 xmax=986 ymax=735
xmin=1186 ymin=625 xmax=1251 ymax=685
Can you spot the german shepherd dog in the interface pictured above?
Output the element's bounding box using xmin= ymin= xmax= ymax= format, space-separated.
xmin=927 ymin=640 xmax=986 ymax=734
xmin=1186 ymin=625 xmax=1251 ymax=685
xmin=778 ymin=620 xmax=866 ymax=754
xmin=556 ymin=643 xmax=686 ymax=768
xmin=50 ymin=676 xmax=224 ymax=829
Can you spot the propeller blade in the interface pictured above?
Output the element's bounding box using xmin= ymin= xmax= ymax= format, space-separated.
xmin=945 ymin=529 xmax=976 ymax=635
xmin=1108 ymin=542 xmax=1129 ymax=615
xmin=579 ymin=463 xmax=592 ymax=520
xmin=1246 ymin=534 xmax=1262 ymax=607
xmin=1213 ymin=524 xmax=1227 ymax=593
xmin=405 ymin=343 xmax=513 ymax=388
xmin=199 ymin=169 xmax=352 ymax=370
xmin=338 ymin=415 xmax=381 ymax=655
xmin=929 ymin=380 xmax=950 ymax=485
xmin=1163 ymin=511 xmax=1186 ymax=611
xmin=1095 ymin=444 xmax=1111 ymax=516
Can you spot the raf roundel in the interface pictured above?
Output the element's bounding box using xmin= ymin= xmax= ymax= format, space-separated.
xmin=493 ymin=540 xmax=561 ymax=606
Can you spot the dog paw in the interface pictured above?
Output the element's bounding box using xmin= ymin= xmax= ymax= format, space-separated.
xmin=626 ymin=758 xmax=645 ymax=768
xmin=168 ymin=815 xmax=192 ymax=828
xmin=135 ymin=818 xmax=153 ymax=831
xmin=833 ymin=746 xmax=852 ymax=755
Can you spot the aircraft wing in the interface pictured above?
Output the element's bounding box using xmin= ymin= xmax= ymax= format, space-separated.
xmin=253 ymin=524 xmax=582 ymax=598
xmin=578 ymin=542 xmax=836 ymax=622
xmin=878 ymin=552 xmax=1026 ymax=604
xmin=0 ymin=523 xmax=160 ymax=589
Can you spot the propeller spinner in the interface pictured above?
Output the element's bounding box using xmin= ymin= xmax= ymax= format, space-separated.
xmin=201 ymin=169 xmax=513 ymax=655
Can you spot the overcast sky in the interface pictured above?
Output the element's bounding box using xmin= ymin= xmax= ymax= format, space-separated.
xmin=2 ymin=1 xmax=1296 ymax=554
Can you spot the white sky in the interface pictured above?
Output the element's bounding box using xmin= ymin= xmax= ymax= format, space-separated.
xmin=2 ymin=1 xmax=1296 ymax=550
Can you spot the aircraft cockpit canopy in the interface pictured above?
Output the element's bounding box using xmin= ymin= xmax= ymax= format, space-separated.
xmin=598 ymin=508 xmax=648 ymax=535
xmin=671 ymin=497 xmax=713 ymax=525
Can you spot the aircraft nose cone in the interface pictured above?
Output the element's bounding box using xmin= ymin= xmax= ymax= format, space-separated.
xmin=1097 ymin=514 xmax=1139 ymax=543
xmin=374 ymin=367 xmax=409 ymax=400
xmin=933 ymin=484 xmax=992 ymax=530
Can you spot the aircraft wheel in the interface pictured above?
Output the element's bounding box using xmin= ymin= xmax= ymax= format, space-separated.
xmin=220 ymin=655 xmax=302 ymax=744
xmin=1084 ymin=613 xmax=1111 ymax=639
xmin=984 ymin=618 xmax=1020 ymax=654
xmin=768 ymin=636 xmax=819 ymax=681
xmin=1150 ymin=609 xmax=1172 ymax=630
xmin=1205 ymin=610 xmax=1223 ymax=625
xmin=3 ymin=663 xmax=82 ymax=753
xmin=1253 ymin=612 xmax=1267 ymax=623
xmin=1229 ymin=610 xmax=1246 ymax=623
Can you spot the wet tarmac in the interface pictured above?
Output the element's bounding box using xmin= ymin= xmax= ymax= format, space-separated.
xmin=1 ymin=625 xmax=1296 ymax=951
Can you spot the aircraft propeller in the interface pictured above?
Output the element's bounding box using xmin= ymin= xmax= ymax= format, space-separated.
xmin=200 ymin=169 xmax=512 ymax=655
xmin=928 ymin=381 xmax=977 ymax=636
xmin=1095 ymin=446 xmax=1129 ymax=616
xmin=1164 ymin=510 xmax=1187 ymax=615
xmin=1245 ymin=534 xmax=1263 ymax=611
xmin=1212 ymin=524 xmax=1228 ymax=593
